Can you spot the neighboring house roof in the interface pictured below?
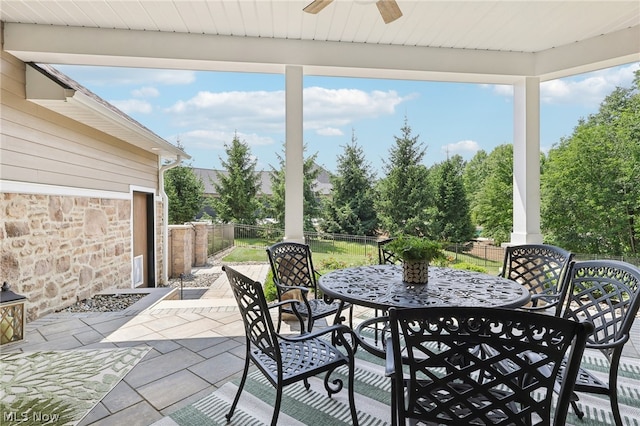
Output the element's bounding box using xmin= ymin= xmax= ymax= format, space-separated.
xmin=25 ymin=63 xmax=189 ymax=161
xmin=192 ymin=166 xmax=332 ymax=197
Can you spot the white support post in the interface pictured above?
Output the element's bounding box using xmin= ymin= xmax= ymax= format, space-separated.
xmin=510 ymin=76 xmax=543 ymax=245
xmin=284 ymin=65 xmax=305 ymax=243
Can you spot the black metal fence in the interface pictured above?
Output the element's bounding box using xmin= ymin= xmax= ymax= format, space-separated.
xmin=205 ymin=223 xmax=640 ymax=269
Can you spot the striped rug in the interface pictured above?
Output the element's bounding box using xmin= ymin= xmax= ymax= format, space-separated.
xmin=155 ymin=348 xmax=640 ymax=426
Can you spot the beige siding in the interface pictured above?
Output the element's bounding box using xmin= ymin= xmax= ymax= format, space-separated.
xmin=1 ymin=50 xmax=159 ymax=192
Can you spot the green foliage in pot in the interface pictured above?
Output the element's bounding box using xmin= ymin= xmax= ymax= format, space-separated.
xmin=386 ymin=236 xmax=445 ymax=263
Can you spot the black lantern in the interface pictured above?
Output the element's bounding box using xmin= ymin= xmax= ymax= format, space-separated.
xmin=0 ymin=282 xmax=26 ymax=345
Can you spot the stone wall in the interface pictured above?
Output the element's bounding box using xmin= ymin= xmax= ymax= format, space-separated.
xmin=1 ymin=192 xmax=132 ymax=321
xmin=167 ymin=222 xmax=209 ymax=278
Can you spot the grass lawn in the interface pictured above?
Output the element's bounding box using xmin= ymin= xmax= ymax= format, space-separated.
xmin=221 ymin=243 xmax=502 ymax=274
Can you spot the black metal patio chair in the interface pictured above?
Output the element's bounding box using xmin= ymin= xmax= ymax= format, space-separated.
xmin=266 ymin=241 xmax=352 ymax=332
xmin=500 ymin=244 xmax=573 ymax=313
xmin=556 ymin=260 xmax=640 ymax=426
xmin=385 ymin=306 xmax=592 ymax=426
xmin=378 ymin=237 xmax=401 ymax=265
xmin=223 ymin=265 xmax=359 ymax=426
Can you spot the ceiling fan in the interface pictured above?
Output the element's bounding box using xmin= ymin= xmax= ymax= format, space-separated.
xmin=303 ymin=0 xmax=403 ymax=24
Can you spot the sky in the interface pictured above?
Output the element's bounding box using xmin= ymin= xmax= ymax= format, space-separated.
xmin=55 ymin=61 xmax=639 ymax=177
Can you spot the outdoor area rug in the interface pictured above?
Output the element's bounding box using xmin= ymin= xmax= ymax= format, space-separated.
xmin=157 ymin=347 xmax=640 ymax=426
xmin=0 ymin=346 xmax=150 ymax=426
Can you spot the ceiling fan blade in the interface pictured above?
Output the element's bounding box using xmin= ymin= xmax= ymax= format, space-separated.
xmin=303 ymin=0 xmax=334 ymax=14
xmin=376 ymin=0 xmax=403 ymax=24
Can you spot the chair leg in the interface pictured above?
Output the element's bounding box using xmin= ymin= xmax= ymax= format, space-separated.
xmin=226 ymin=356 xmax=250 ymax=421
xmin=570 ymin=400 xmax=584 ymax=419
xmin=609 ymin=353 xmax=623 ymax=426
xmin=271 ymin=385 xmax=283 ymax=426
xmin=276 ymin=309 xmax=282 ymax=333
xmin=347 ymin=355 xmax=359 ymax=426
xmin=390 ymin=379 xmax=397 ymax=426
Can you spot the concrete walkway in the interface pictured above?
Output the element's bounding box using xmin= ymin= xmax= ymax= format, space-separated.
xmin=4 ymin=263 xmax=640 ymax=425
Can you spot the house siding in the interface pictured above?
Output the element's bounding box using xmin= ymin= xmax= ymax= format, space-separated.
xmin=1 ymin=49 xmax=166 ymax=320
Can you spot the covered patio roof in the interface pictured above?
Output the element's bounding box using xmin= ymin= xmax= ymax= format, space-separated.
xmin=1 ymin=0 xmax=638 ymax=82
xmin=1 ymin=0 xmax=639 ymax=244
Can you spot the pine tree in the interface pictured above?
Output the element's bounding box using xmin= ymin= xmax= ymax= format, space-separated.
xmin=431 ymin=155 xmax=475 ymax=242
xmin=375 ymin=117 xmax=433 ymax=236
xmin=268 ymin=144 xmax=322 ymax=232
xmin=164 ymin=165 xmax=204 ymax=224
xmin=322 ymin=131 xmax=378 ymax=235
xmin=211 ymin=134 xmax=261 ymax=224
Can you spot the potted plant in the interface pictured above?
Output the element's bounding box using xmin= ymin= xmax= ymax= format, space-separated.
xmin=386 ymin=236 xmax=444 ymax=284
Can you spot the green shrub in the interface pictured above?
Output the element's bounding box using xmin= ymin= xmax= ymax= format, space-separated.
xmin=317 ymin=257 xmax=349 ymax=271
xmin=451 ymin=261 xmax=488 ymax=274
xmin=263 ymin=269 xmax=277 ymax=302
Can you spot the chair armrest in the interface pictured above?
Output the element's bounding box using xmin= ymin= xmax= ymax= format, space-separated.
xmin=281 ymin=323 xmax=351 ymax=342
xmin=268 ymin=299 xmax=305 ymax=331
xmin=384 ymin=337 xmax=395 ymax=378
xmin=586 ymin=333 xmax=630 ymax=350
xmin=275 ymin=283 xmax=310 ymax=296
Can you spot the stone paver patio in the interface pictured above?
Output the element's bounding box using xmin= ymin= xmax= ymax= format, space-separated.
xmin=3 ymin=262 xmax=640 ymax=425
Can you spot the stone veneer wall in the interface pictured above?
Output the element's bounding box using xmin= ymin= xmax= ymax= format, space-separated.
xmin=1 ymin=193 xmax=132 ymax=321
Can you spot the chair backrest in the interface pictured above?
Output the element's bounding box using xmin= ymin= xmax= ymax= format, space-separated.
xmin=389 ymin=306 xmax=591 ymax=426
xmin=378 ymin=238 xmax=401 ymax=265
xmin=501 ymin=244 xmax=573 ymax=303
xmin=266 ymin=242 xmax=317 ymax=293
xmin=558 ymin=260 xmax=640 ymax=356
xmin=223 ymin=265 xmax=279 ymax=362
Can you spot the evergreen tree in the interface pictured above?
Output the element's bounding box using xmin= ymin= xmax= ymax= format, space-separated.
xmin=268 ymin=144 xmax=322 ymax=232
xmin=431 ymin=155 xmax=475 ymax=242
xmin=164 ymin=165 xmax=204 ymax=224
xmin=211 ymin=134 xmax=261 ymax=224
xmin=375 ymin=118 xmax=433 ymax=237
xmin=322 ymin=131 xmax=378 ymax=236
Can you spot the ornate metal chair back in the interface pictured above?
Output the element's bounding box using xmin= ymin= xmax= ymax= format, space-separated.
xmin=387 ymin=306 xmax=591 ymax=426
xmin=559 ymin=260 xmax=640 ymax=354
xmin=267 ymin=241 xmax=316 ymax=292
xmin=556 ymin=259 xmax=640 ymax=425
xmin=501 ymin=244 xmax=573 ymax=311
xmin=225 ymin=265 xmax=279 ymax=362
xmin=378 ymin=237 xmax=401 ymax=265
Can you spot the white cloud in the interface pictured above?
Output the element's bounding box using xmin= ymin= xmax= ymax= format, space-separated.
xmin=442 ymin=140 xmax=481 ymax=156
xmin=132 ymin=86 xmax=160 ymax=98
xmin=541 ymin=63 xmax=639 ymax=106
xmin=166 ymin=87 xmax=412 ymax=135
xmin=177 ymin=129 xmax=275 ymax=152
xmin=316 ymin=127 xmax=344 ymax=136
xmin=110 ymin=99 xmax=153 ymax=114
xmin=484 ymin=63 xmax=640 ymax=108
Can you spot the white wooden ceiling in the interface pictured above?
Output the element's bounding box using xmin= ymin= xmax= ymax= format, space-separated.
xmin=2 ymin=0 xmax=639 ymax=82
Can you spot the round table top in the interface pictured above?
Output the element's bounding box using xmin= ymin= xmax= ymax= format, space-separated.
xmin=319 ymin=264 xmax=530 ymax=310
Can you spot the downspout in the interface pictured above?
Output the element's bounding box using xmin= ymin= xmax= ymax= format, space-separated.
xmin=159 ymin=155 xmax=183 ymax=284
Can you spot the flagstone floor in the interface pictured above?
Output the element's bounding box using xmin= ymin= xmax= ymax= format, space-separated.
xmin=3 ymin=263 xmax=640 ymax=426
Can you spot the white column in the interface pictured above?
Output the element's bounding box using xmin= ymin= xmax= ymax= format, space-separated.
xmin=510 ymin=76 xmax=543 ymax=245
xmin=284 ymin=65 xmax=305 ymax=243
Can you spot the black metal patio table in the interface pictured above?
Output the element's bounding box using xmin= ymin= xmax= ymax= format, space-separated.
xmin=318 ymin=264 xmax=531 ymax=357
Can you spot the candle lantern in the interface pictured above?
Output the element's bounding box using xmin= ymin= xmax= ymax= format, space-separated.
xmin=0 ymin=282 xmax=26 ymax=345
